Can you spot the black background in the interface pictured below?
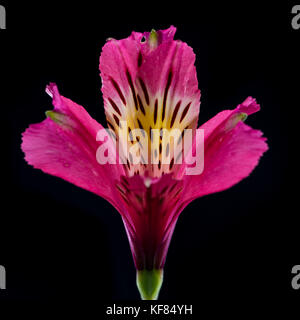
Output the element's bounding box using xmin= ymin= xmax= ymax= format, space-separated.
xmin=0 ymin=1 xmax=298 ymax=317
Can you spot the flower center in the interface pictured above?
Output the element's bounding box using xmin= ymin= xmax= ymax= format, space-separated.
xmin=105 ymin=70 xmax=197 ymax=178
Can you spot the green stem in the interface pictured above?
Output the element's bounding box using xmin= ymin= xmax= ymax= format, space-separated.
xmin=136 ymin=269 xmax=163 ymax=300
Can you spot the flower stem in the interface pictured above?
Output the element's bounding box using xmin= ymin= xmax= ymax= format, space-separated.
xmin=136 ymin=269 xmax=163 ymax=300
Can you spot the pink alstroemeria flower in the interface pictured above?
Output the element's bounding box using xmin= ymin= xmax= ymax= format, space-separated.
xmin=21 ymin=26 xmax=268 ymax=300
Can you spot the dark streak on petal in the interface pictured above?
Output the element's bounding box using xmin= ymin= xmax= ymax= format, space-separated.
xmin=126 ymin=69 xmax=138 ymax=110
xmin=139 ymin=78 xmax=150 ymax=105
xmin=110 ymin=77 xmax=126 ymax=106
xmin=128 ymin=126 xmax=133 ymax=142
xmin=177 ymin=125 xmax=189 ymax=145
xmin=120 ymin=193 xmax=129 ymax=205
xmin=180 ymin=102 xmax=192 ymax=123
xmin=113 ymin=114 xmax=120 ymax=128
xmin=174 ymin=187 xmax=183 ymax=198
xmin=149 ymin=126 xmax=153 ymax=143
xmin=135 ymin=193 xmax=143 ymax=204
xmin=121 ymin=176 xmax=130 ymax=186
xmin=169 ymin=157 xmax=174 ymax=170
xmin=153 ymin=99 xmax=158 ymax=124
xmin=116 ymin=184 xmax=126 ymax=195
xmin=137 ymin=119 xmax=146 ymax=137
xmin=107 ymin=120 xmax=114 ymax=130
xmin=161 ymin=186 xmax=169 ymax=195
xmin=108 ymin=98 xmax=121 ymax=116
xmin=121 ymin=182 xmax=130 ymax=193
xmin=138 ymin=51 xmax=143 ymax=67
xmin=169 ymin=183 xmax=178 ymax=193
xmin=137 ymin=94 xmax=146 ymax=116
xmin=170 ymin=100 xmax=181 ymax=128
xmin=162 ymin=70 xmax=173 ymax=122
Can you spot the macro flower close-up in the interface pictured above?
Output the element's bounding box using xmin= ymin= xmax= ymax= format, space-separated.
xmin=21 ymin=26 xmax=268 ymax=300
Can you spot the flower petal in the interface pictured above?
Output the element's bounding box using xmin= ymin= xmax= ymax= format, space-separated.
xmin=113 ymin=173 xmax=184 ymax=270
xmin=99 ymin=26 xmax=200 ymax=178
xmin=21 ymin=83 xmax=124 ymax=203
xmin=182 ymin=97 xmax=268 ymax=201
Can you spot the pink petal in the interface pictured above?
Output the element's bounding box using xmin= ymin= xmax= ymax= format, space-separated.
xmin=114 ymin=174 xmax=184 ymax=270
xmin=182 ymin=97 xmax=268 ymax=201
xmin=99 ymin=26 xmax=201 ymax=178
xmin=21 ymin=83 xmax=124 ymax=204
